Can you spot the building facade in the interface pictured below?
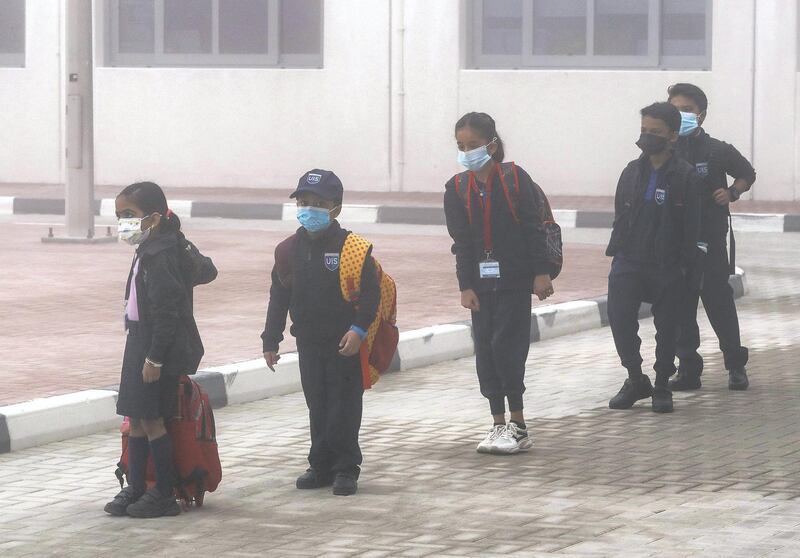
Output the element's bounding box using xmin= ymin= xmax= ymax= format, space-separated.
xmin=1 ymin=0 xmax=798 ymax=200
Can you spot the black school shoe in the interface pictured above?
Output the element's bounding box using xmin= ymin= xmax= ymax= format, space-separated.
xmin=728 ymin=367 xmax=749 ymax=391
xmin=652 ymin=386 xmax=674 ymax=413
xmin=332 ymin=470 xmax=359 ymax=496
xmin=669 ymin=371 xmax=702 ymax=391
xmin=126 ymin=488 xmax=181 ymax=518
xmin=609 ymin=375 xmax=654 ymax=409
xmin=296 ymin=468 xmax=334 ymax=489
xmin=104 ymin=486 xmax=143 ymax=516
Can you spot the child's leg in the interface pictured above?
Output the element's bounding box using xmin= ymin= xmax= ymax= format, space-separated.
xmin=323 ymin=348 xmax=364 ymax=475
xmin=127 ymin=419 xmax=149 ymax=494
xmin=490 ymin=290 xmax=532 ymax=423
xmin=298 ymin=342 xmax=335 ymax=473
xmin=470 ymin=292 xmax=506 ymax=420
xmin=141 ymin=418 xmax=173 ymax=495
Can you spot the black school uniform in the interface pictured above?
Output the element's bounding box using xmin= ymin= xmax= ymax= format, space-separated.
xmin=674 ymin=129 xmax=756 ymax=374
xmin=443 ymin=162 xmax=550 ymax=415
xmin=117 ymin=231 xmax=216 ymax=420
xmin=605 ymin=153 xmax=701 ymax=384
xmin=262 ymin=221 xmax=380 ymax=475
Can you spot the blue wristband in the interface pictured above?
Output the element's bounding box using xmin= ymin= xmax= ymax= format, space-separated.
xmin=350 ymin=325 xmax=368 ymax=340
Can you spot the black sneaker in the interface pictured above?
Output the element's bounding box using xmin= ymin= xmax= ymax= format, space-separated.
xmin=296 ymin=468 xmax=333 ymax=489
xmin=103 ymin=486 xmax=143 ymax=516
xmin=609 ymin=375 xmax=654 ymax=409
xmin=669 ymin=371 xmax=702 ymax=391
xmin=126 ymin=488 xmax=180 ymax=518
xmin=652 ymin=386 xmax=674 ymax=413
xmin=728 ymin=367 xmax=749 ymax=391
xmin=332 ymin=472 xmax=358 ymax=496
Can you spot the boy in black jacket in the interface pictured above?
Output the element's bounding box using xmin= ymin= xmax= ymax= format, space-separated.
xmin=261 ymin=169 xmax=380 ymax=496
xmin=606 ymin=102 xmax=702 ymax=413
xmin=667 ymin=83 xmax=756 ymax=392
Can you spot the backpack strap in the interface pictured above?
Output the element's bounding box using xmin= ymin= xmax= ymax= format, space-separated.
xmin=454 ymin=171 xmax=474 ymax=224
xmin=339 ymin=233 xmax=373 ymax=303
xmin=274 ymin=233 xmax=298 ymax=288
xmin=497 ymin=162 xmax=520 ymax=224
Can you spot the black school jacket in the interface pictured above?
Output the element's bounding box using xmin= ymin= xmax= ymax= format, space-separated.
xmin=675 ymin=128 xmax=756 ymax=242
xmin=443 ymin=164 xmax=549 ymax=293
xmin=126 ymin=231 xmax=217 ymax=375
xmin=261 ymin=221 xmax=380 ymax=352
xmin=606 ymin=153 xmax=702 ymax=270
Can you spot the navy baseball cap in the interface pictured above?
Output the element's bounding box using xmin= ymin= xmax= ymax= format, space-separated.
xmin=290 ymin=169 xmax=344 ymax=201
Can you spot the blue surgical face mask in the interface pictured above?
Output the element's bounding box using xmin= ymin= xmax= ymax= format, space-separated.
xmin=679 ymin=112 xmax=699 ymax=137
xmin=457 ymin=139 xmax=496 ymax=171
xmin=297 ymin=206 xmax=334 ymax=232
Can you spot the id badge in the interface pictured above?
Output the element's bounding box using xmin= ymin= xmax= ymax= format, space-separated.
xmin=479 ymin=259 xmax=501 ymax=279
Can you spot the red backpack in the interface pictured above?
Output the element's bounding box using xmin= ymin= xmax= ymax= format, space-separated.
xmin=454 ymin=161 xmax=563 ymax=279
xmin=115 ymin=375 xmax=222 ymax=508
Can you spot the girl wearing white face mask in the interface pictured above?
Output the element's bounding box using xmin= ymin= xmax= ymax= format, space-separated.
xmin=444 ymin=112 xmax=558 ymax=456
xmin=105 ymin=182 xmax=217 ymax=518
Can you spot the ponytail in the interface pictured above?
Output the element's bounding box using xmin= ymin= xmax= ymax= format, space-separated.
xmin=455 ymin=112 xmax=505 ymax=162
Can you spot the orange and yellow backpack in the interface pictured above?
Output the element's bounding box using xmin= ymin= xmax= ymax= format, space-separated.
xmin=275 ymin=232 xmax=398 ymax=389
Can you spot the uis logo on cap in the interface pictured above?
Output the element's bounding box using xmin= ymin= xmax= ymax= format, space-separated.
xmin=307 ymin=173 xmax=322 ymax=184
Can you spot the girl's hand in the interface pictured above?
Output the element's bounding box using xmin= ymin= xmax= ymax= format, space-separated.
xmin=142 ymin=361 xmax=161 ymax=383
xmin=461 ymin=289 xmax=480 ymax=311
xmin=339 ymin=331 xmax=363 ymax=357
xmin=533 ymin=274 xmax=554 ymax=301
xmin=264 ymin=351 xmax=280 ymax=372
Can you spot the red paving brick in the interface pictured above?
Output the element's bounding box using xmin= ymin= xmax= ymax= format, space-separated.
xmin=1 ymin=221 xmax=609 ymax=405
xmin=2 ymin=183 xmax=799 ymax=213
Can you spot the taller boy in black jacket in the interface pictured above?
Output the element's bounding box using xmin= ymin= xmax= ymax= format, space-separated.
xmin=606 ymin=102 xmax=702 ymax=414
xmin=668 ymin=83 xmax=756 ymax=392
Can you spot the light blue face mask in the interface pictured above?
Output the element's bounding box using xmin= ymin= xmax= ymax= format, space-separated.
xmin=679 ymin=112 xmax=699 ymax=137
xmin=458 ymin=139 xmax=496 ymax=171
xmin=297 ymin=206 xmax=333 ymax=233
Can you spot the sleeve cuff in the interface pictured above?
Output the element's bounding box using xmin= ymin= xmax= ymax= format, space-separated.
xmin=350 ymin=325 xmax=368 ymax=340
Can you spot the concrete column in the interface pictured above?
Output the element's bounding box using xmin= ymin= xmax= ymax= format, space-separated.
xmin=45 ymin=0 xmax=112 ymax=243
xmin=752 ymin=0 xmax=798 ymax=201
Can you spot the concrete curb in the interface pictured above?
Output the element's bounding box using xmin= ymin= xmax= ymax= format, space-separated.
xmin=3 ymin=195 xmax=799 ymax=233
xmin=0 ymin=268 xmax=748 ymax=453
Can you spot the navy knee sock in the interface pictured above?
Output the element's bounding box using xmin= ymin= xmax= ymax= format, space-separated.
xmin=149 ymin=434 xmax=174 ymax=496
xmin=127 ymin=436 xmax=149 ymax=494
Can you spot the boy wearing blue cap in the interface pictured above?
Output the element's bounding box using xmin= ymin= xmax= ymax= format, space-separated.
xmin=261 ymin=169 xmax=380 ymax=496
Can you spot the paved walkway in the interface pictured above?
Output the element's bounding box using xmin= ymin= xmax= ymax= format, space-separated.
xmin=0 ymin=232 xmax=798 ymax=557
xmin=0 ymin=217 xmax=607 ymax=405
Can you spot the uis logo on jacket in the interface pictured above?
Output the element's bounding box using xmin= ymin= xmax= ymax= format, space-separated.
xmin=655 ymin=188 xmax=667 ymax=205
xmin=324 ymin=252 xmax=340 ymax=271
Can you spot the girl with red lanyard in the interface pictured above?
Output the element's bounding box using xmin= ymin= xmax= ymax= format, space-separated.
xmin=444 ymin=112 xmax=554 ymax=454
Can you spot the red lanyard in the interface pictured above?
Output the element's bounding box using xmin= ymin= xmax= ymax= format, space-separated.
xmin=467 ymin=163 xmax=497 ymax=256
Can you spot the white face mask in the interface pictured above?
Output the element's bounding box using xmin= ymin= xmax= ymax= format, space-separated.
xmin=117 ymin=216 xmax=152 ymax=245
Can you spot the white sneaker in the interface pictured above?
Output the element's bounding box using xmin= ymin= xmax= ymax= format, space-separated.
xmin=476 ymin=425 xmax=505 ymax=453
xmin=490 ymin=424 xmax=521 ymax=454
xmin=505 ymin=422 xmax=533 ymax=451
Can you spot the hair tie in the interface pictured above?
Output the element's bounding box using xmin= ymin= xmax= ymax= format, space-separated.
xmin=166 ymin=209 xmax=174 ymax=218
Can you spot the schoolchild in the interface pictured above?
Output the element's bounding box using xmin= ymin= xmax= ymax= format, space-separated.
xmin=444 ymin=112 xmax=555 ymax=454
xmin=606 ymin=103 xmax=702 ymax=413
xmin=105 ymin=182 xmax=216 ymax=517
xmin=667 ymin=83 xmax=756 ymax=391
xmin=262 ymin=170 xmax=380 ymax=496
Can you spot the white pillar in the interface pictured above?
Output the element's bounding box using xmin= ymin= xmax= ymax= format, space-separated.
xmin=752 ymin=0 xmax=798 ymax=201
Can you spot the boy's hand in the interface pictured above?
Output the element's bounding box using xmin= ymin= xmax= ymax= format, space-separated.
xmin=264 ymin=351 xmax=280 ymax=372
xmin=533 ymin=274 xmax=554 ymax=301
xmin=713 ymin=188 xmax=732 ymax=206
xmin=461 ymin=289 xmax=480 ymax=311
xmin=339 ymin=331 xmax=362 ymax=357
xmin=142 ymin=362 xmax=161 ymax=384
